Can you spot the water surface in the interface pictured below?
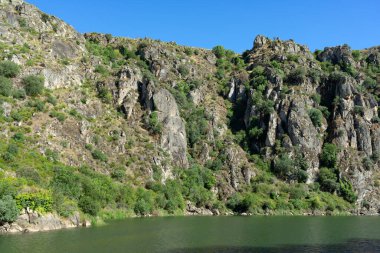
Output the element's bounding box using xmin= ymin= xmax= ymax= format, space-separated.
xmin=1 ymin=216 xmax=380 ymax=253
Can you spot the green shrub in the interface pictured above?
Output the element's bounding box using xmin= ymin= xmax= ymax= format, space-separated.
xmin=49 ymin=111 xmax=66 ymax=122
xmin=0 ymin=195 xmax=19 ymax=223
xmin=147 ymin=111 xmax=162 ymax=134
xmin=311 ymin=94 xmax=321 ymax=104
xmin=7 ymin=143 xmax=18 ymax=155
xmin=318 ymin=167 xmax=339 ymax=193
xmin=94 ymin=65 xmax=109 ymax=76
xmin=178 ymin=65 xmax=189 ymax=76
xmin=339 ymin=179 xmax=357 ymax=203
xmin=320 ymin=143 xmax=338 ymax=168
xmin=91 ymin=149 xmax=108 ymax=162
xmin=97 ymin=86 xmax=113 ymax=104
xmin=352 ymin=50 xmax=361 ymax=61
xmin=51 ymin=167 xmax=82 ymax=200
xmin=134 ymin=188 xmax=155 ymax=216
xmin=0 ymin=76 xmax=13 ymax=97
xmin=184 ymin=48 xmax=193 ymax=56
xmin=308 ymin=108 xmax=323 ymax=127
xmin=22 ymin=75 xmax=44 ymax=96
xmin=16 ymin=192 xmax=53 ymax=213
xmin=13 ymin=89 xmax=26 ymax=99
xmin=286 ymin=67 xmax=306 ymax=85
xmin=12 ymin=133 xmax=25 ymax=142
xmin=212 ymin=45 xmax=226 ymax=59
xmin=0 ymin=61 xmax=20 ymax=78
xmin=46 ymin=95 xmax=57 ymax=105
xmin=78 ymin=196 xmax=100 ymax=216
xmin=362 ymin=157 xmax=374 ymax=171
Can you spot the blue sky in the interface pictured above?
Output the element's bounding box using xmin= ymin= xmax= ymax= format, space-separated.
xmin=27 ymin=0 xmax=380 ymax=53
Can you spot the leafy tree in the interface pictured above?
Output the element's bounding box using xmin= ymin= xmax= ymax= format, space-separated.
xmin=78 ymin=196 xmax=100 ymax=216
xmin=0 ymin=195 xmax=19 ymax=223
xmin=320 ymin=143 xmax=338 ymax=168
xmin=134 ymin=188 xmax=155 ymax=215
xmin=23 ymin=75 xmax=44 ymax=96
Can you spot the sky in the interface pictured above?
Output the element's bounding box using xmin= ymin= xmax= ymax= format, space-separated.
xmin=26 ymin=0 xmax=380 ymax=53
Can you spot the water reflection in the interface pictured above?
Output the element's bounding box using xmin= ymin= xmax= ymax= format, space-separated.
xmin=166 ymin=239 xmax=380 ymax=253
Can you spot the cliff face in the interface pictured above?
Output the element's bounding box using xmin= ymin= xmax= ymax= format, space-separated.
xmin=0 ymin=1 xmax=380 ymax=231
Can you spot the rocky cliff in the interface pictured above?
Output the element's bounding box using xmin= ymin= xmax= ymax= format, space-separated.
xmin=1 ymin=0 xmax=380 ymax=233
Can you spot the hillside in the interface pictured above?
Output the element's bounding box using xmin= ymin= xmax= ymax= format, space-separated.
xmin=1 ymin=0 xmax=380 ymax=233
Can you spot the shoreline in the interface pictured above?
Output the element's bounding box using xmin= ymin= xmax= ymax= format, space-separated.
xmin=1 ymin=207 xmax=375 ymax=235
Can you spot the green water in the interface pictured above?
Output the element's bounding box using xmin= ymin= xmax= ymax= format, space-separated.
xmin=1 ymin=216 xmax=380 ymax=253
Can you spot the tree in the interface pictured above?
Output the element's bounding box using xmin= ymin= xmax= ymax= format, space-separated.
xmin=320 ymin=143 xmax=338 ymax=168
xmin=78 ymin=196 xmax=100 ymax=216
xmin=23 ymin=75 xmax=44 ymax=96
xmin=0 ymin=195 xmax=19 ymax=223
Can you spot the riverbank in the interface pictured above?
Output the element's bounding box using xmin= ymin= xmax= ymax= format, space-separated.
xmin=2 ymin=198 xmax=374 ymax=235
xmin=0 ymin=209 xmax=90 ymax=234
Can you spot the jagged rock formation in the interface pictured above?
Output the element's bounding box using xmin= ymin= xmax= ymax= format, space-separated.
xmin=1 ymin=1 xmax=380 ymax=234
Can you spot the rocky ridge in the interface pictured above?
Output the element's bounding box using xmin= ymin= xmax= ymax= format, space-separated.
xmin=1 ymin=0 xmax=380 ymax=234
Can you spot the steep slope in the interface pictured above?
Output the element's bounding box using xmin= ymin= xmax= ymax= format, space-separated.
xmin=0 ymin=0 xmax=380 ymax=233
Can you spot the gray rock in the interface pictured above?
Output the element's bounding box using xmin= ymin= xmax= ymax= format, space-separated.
xmin=153 ymin=89 xmax=188 ymax=169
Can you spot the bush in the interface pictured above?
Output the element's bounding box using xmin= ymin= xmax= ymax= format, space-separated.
xmin=23 ymin=75 xmax=44 ymax=96
xmin=212 ymin=45 xmax=226 ymax=59
xmin=78 ymin=196 xmax=100 ymax=216
xmin=318 ymin=167 xmax=339 ymax=193
xmin=320 ymin=143 xmax=338 ymax=168
xmin=0 ymin=195 xmax=19 ymax=223
xmin=51 ymin=167 xmax=82 ymax=200
xmin=13 ymin=89 xmax=26 ymax=99
xmin=0 ymin=76 xmax=13 ymax=97
xmin=339 ymin=179 xmax=357 ymax=203
xmin=362 ymin=157 xmax=374 ymax=171
xmin=16 ymin=192 xmax=53 ymax=213
xmin=178 ymin=65 xmax=189 ymax=76
xmin=49 ymin=111 xmax=66 ymax=122
xmin=147 ymin=111 xmax=162 ymax=134
xmin=134 ymin=188 xmax=155 ymax=216
xmin=311 ymin=94 xmax=321 ymax=104
xmin=91 ymin=149 xmax=108 ymax=162
xmin=308 ymin=108 xmax=323 ymax=127
xmin=97 ymin=85 xmax=113 ymax=104
xmin=286 ymin=68 xmax=306 ymax=85
xmin=94 ymin=65 xmax=109 ymax=76
xmin=0 ymin=61 xmax=20 ymax=78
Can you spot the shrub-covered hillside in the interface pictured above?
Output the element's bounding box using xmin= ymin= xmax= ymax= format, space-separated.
xmin=1 ymin=0 xmax=380 ymax=232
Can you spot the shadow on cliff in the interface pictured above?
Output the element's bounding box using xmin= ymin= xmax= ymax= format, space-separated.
xmin=165 ymin=239 xmax=380 ymax=253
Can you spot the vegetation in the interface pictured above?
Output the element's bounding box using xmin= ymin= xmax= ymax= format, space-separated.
xmin=0 ymin=76 xmax=13 ymax=97
xmin=0 ymin=61 xmax=20 ymax=78
xmin=0 ymin=195 xmax=19 ymax=223
xmin=23 ymin=75 xmax=45 ymax=96
xmin=308 ymin=108 xmax=323 ymax=127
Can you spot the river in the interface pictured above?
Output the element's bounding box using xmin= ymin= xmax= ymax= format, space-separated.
xmin=1 ymin=216 xmax=380 ymax=252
